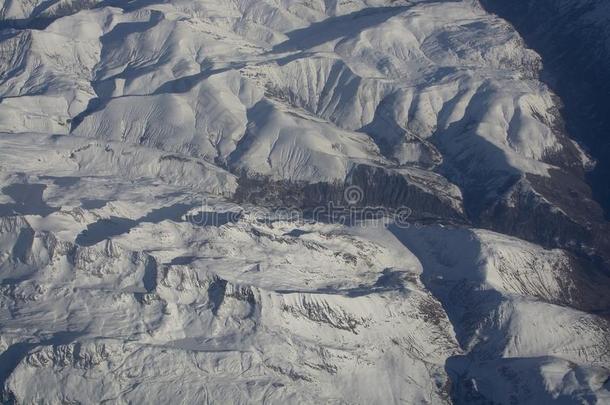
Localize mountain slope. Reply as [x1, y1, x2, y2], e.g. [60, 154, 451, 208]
[480, 0, 610, 220]
[0, 0, 609, 403]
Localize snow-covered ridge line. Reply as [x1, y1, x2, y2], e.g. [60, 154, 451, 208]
[1, 0, 610, 403]
[1, 0, 606, 266]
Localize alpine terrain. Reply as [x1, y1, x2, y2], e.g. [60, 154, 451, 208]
[0, 0, 609, 403]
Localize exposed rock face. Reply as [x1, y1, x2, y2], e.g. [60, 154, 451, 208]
[235, 163, 465, 221]
[479, 172, 610, 267]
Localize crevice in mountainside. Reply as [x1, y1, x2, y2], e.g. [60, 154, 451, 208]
[271, 6, 410, 53]
[75, 202, 195, 247]
[390, 223, 610, 402]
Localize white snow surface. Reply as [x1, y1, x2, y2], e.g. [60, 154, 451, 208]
[0, 0, 608, 404]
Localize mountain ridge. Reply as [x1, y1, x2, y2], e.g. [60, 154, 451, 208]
[0, 1, 609, 403]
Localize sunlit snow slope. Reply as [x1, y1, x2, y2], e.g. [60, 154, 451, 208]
[0, 0, 609, 403]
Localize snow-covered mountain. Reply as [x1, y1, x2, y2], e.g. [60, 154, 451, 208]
[0, 0, 609, 403]
[480, 0, 610, 220]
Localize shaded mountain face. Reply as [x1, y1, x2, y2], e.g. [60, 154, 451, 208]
[480, 0, 610, 219]
[0, 0, 609, 403]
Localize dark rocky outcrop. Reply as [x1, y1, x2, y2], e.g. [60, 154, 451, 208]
[234, 163, 466, 222]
